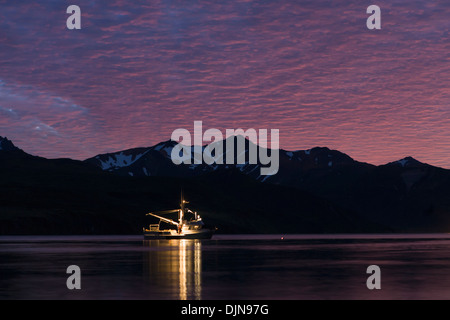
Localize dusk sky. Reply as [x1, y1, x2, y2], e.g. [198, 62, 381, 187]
[0, 0, 449, 167]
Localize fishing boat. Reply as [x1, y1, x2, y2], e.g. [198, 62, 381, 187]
[143, 192, 216, 239]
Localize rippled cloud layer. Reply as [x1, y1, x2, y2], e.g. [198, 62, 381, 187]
[0, 0, 449, 167]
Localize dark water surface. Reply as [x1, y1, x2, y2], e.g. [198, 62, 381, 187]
[1, 234, 450, 300]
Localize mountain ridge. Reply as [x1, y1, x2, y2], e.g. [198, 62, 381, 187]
[1, 135, 432, 171]
[83, 136, 432, 180]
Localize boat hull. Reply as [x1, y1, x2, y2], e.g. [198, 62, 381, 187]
[143, 228, 215, 240]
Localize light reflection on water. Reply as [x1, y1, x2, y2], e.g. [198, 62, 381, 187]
[2, 234, 450, 299]
[143, 239, 202, 300]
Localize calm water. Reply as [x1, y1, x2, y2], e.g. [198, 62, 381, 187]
[2, 234, 450, 300]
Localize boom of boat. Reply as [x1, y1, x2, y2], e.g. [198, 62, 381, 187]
[146, 210, 181, 227]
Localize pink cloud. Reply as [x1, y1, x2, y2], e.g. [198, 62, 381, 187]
[0, 0, 449, 167]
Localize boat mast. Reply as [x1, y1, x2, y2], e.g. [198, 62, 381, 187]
[179, 189, 184, 225]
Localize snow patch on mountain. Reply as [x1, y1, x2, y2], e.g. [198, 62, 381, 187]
[390, 157, 424, 168]
[99, 151, 148, 170]
[162, 145, 173, 157]
[236, 163, 251, 172]
[153, 144, 164, 151]
[189, 164, 200, 170]
[258, 174, 272, 182]
[397, 158, 409, 167]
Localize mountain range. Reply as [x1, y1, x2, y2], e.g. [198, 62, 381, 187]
[1, 135, 450, 234]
